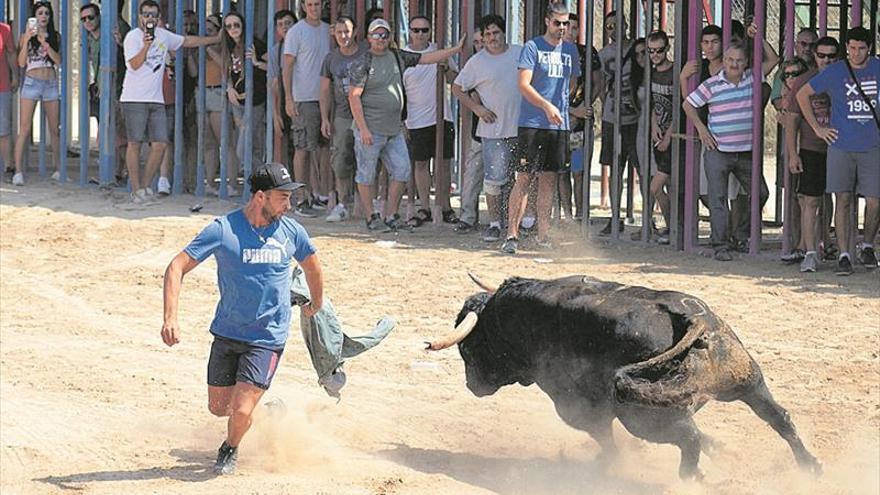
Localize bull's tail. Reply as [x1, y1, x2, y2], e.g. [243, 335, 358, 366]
[612, 311, 711, 412]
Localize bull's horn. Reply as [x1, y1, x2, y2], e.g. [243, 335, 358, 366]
[425, 312, 479, 351]
[467, 272, 497, 294]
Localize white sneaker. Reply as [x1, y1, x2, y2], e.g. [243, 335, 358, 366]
[326, 203, 348, 222]
[145, 186, 156, 197]
[12, 172, 24, 186]
[51, 171, 61, 181]
[204, 184, 219, 196]
[131, 188, 148, 204]
[225, 185, 239, 197]
[157, 176, 171, 196]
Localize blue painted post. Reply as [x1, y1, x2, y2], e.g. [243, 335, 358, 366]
[265, 0, 274, 162]
[218, 0, 230, 200]
[749, 0, 765, 255]
[58, 0, 69, 181]
[0, 0, 5, 22]
[195, 0, 206, 196]
[173, 0, 184, 194]
[242, 0, 254, 203]
[79, 1, 91, 186]
[98, 0, 115, 184]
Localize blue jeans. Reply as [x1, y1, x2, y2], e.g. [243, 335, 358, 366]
[354, 131, 411, 185]
[704, 149, 769, 249]
[20, 76, 59, 102]
[481, 138, 517, 191]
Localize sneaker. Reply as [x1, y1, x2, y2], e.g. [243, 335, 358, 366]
[800, 252, 818, 273]
[225, 185, 239, 197]
[714, 249, 733, 261]
[441, 208, 459, 224]
[311, 196, 328, 210]
[600, 219, 624, 236]
[213, 441, 238, 475]
[204, 184, 219, 197]
[157, 176, 171, 196]
[12, 172, 24, 186]
[145, 186, 156, 197]
[835, 255, 854, 276]
[50, 170, 61, 181]
[656, 235, 670, 245]
[781, 249, 805, 264]
[383, 213, 408, 232]
[822, 243, 839, 261]
[365, 212, 383, 231]
[534, 238, 554, 250]
[294, 200, 318, 218]
[500, 237, 518, 254]
[455, 221, 475, 234]
[325, 203, 348, 222]
[482, 225, 502, 242]
[130, 189, 148, 204]
[4, 167, 14, 183]
[858, 246, 878, 270]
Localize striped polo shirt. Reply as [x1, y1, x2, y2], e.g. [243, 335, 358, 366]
[686, 68, 760, 152]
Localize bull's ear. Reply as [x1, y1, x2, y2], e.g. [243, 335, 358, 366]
[467, 272, 497, 294]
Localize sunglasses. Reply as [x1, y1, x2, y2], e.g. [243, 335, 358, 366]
[552, 20, 570, 27]
[141, 11, 160, 18]
[81, 14, 96, 22]
[369, 31, 389, 40]
[605, 24, 615, 30]
[411, 27, 429, 33]
[815, 52, 837, 59]
[647, 46, 667, 54]
[225, 22, 241, 29]
[782, 70, 804, 80]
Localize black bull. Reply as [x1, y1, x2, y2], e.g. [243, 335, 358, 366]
[429, 275, 821, 479]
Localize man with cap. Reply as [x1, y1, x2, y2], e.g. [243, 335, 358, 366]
[161, 162, 323, 475]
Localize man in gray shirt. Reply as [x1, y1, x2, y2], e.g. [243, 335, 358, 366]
[348, 19, 464, 231]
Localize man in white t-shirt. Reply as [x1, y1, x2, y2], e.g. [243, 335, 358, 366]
[120, 0, 220, 203]
[402, 15, 460, 227]
[283, 0, 331, 217]
[453, 15, 522, 242]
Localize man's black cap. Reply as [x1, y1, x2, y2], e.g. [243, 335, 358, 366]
[248, 162, 304, 193]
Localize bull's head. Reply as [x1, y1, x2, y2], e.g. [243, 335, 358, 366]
[427, 275, 530, 397]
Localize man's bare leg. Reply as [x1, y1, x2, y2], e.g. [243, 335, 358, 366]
[536, 172, 556, 240]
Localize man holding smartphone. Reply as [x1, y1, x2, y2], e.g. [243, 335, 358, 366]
[120, 0, 220, 204]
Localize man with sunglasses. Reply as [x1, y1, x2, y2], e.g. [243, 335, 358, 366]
[501, 1, 581, 253]
[348, 18, 464, 232]
[120, 0, 221, 204]
[796, 27, 880, 274]
[783, 37, 838, 272]
[597, 10, 639, 234]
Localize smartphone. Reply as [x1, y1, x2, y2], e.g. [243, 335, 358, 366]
[145, 22, 155, 38]
[27, 17, 37, 33]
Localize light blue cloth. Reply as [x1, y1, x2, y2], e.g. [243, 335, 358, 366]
[290, 268, 395, 398]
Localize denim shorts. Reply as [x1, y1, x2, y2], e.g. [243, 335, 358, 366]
[0, 92, 11, 137]
[207, 335, 284, 390]
[20, 76, 60, 102]
[354, 130, 411, 185]
[481, 137, 517, 187]
[123, 102, 169, 143]
[205, 86, 224, 113]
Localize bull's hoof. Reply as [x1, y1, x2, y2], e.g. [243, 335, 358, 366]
[799, 456, 823, 477]
[678, 466, 705, 481]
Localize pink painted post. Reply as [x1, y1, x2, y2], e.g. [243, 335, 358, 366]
[781, 0, 795, 255]
[784, 0, 795, 58]
[684, 0, 702, 251]
[819, 0, 827, 36]
[851, 0, 862, 25]
[722, 0, 731, 47]
[749, 2, 765, 255]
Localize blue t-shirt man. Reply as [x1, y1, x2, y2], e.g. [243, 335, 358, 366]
[517, 36, 581, 130]
[185, 209, 316, 349]
[807, 56, 880, 152]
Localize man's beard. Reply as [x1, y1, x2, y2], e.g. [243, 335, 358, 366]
[262, 204, 281, 224]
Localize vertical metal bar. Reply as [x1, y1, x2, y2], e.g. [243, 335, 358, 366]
[640, 0, 653, 243]
[196, 0, 206, 196]
[99, 0, 115, 185]
[722, 0, 731, 48]
[219, 0, 230, 200]
[580, 0, 595, 239]
[684, 0, 701, 252]
[433, 0, 446, 202]
[58, 0, 69, 180]
[173, 0, 184, 194]
[79, 0, 91, 186]
[851, 0, 862, 26]
[749, 0, 764, 255]
[781, 0, 795, 255]
[659, 0, 667, 31]
[611, 3, 622, 240]
[669, 0, 684, 250]
[784, 0, 795, 58]
[242, 0, 254, 203]
[266, 0, 275, 161]
[459, 0, 472, 210]
[818, 0, 826, 36]
[357, 0, 365, 38]
[0, 0, 5, 22]
[840, 1, 848, 36]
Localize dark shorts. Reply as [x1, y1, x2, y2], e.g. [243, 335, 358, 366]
[655, 147, 672, 175]
[123, 102, 168, 143]
[599, 121, 638, 166]
[207, 335, 284, 390]
[408, 122, 455, 162]
[797, 148, 827, 198]
[516, 127, 569, 173]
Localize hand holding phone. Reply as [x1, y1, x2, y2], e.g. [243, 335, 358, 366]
[145, 22, 156, 40]
[27, 17, 37, 35]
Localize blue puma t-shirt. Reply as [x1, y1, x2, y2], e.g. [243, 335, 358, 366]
[184, 209, 317, 349]
[517, 36, 581, 131]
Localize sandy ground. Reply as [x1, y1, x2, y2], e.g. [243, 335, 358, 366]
[1, 180, 878, 495]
